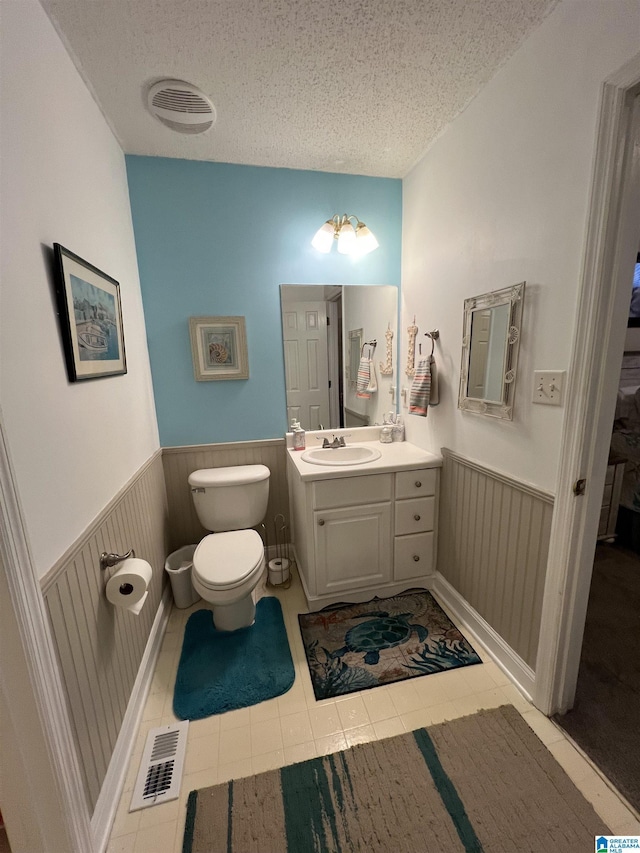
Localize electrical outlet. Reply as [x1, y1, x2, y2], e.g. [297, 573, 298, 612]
[532, 370, 565, 406]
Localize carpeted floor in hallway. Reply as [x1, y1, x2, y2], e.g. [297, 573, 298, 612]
[555, 541, 640, 811]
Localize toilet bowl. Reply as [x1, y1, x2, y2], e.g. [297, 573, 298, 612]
[188, 464, 270, 631]
[191, 529, 265, 631]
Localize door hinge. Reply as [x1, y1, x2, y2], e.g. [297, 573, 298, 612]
[573, 478, 586, 496]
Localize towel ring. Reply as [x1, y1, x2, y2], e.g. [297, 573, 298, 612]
[361, 339, 377, 357]
[424, 329, 439, 356]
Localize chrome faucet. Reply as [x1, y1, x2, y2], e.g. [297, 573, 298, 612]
[322, 435, 347, 448]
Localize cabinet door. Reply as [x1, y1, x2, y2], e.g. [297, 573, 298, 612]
[315, 503, 392, 595]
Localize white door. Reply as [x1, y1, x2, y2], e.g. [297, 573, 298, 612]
[282, 301, 330, 430]
[467, 309, 491, 397]
[536, 86, 640, 715]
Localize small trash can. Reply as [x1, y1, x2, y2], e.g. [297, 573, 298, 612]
[164, 545, 201, 609]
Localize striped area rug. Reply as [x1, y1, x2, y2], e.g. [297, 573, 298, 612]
[182, 705, 609, 852]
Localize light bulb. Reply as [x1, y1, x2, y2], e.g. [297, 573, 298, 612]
[337, 221, 356, 254]
[311, 220, 335, 253]
[353, 223, 379, 255]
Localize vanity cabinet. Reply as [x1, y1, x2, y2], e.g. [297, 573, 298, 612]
[288, 460, 439, 609]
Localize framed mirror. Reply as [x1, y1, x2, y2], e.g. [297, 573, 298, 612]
[458, 282, 525, 420]
[280, 285, 398, 430]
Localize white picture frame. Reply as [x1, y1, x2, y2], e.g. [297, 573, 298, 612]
[189, 316, 249, 381]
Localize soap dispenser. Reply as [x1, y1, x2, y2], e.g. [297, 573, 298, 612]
[392, 414, 405, 442]
[380, 414, 393, 444]
[291, 419, 306, 451]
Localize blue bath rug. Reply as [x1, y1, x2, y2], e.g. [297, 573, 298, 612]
[173, 597, 295, 720]
[298, 590, 482, 700]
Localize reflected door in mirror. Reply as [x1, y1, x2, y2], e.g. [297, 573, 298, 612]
[281, 284, 398, 431]
[467, 303, 509, 402]
[282, 301, 330, 430]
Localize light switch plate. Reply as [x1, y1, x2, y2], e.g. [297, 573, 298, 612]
[533, 370, 565, 406]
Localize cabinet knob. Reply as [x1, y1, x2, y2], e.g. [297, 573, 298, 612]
[414, 514, 421, 521]
[318, 519, 325, 526]
[413, 554, 420, 562]
[415, 481, 422, 488]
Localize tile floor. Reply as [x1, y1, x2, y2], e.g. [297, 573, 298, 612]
[107, 570, 640, 852]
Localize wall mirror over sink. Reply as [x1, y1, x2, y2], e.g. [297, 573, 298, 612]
[458, 282, 525, 420]
[280, 285, 398, 431]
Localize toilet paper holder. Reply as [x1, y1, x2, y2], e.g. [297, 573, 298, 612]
[100, 548, 135, 570]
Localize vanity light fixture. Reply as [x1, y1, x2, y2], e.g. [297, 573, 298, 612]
[311, 214, 379, 256]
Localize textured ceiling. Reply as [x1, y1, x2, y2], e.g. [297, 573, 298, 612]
[41, 0, 557, 178]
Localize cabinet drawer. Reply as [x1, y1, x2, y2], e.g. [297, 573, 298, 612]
[395, 468, 437, 500]
[314, 473, 392, 509]
[394, 532, 434, 580]
[395, 496, 435, 536]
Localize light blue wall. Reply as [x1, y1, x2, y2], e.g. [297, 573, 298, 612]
[126, 157, 402, 446]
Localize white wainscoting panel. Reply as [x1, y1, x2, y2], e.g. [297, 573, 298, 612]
[41, 451, 169, 814]
[438, 448, 554, 670]
[162, 439, 290, 551]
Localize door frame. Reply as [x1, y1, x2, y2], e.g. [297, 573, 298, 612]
[327, 293, 342, 427]
[535, 55, 640, 716]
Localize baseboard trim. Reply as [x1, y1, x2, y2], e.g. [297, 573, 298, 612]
[91, 586, 172, 853]
[431, 572, 535, 701]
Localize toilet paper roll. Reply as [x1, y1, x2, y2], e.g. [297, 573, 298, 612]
[106, 558, 153, 614]
[268, 557, 290, 585]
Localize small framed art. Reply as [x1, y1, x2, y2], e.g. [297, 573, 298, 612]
[53, 244, 127, 381]
[189, 316, 249, 381]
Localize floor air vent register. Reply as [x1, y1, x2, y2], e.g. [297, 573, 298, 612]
[130, 721, 189, 811]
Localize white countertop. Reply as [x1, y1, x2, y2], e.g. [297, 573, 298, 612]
[286, 432, 442, 482]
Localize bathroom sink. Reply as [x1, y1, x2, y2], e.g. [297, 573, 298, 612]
[300, 445, 382, 466]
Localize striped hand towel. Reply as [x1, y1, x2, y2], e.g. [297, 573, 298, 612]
[409, 357, 431, 416]
[428, 355, 439, 406]
[356, 357, 372, 399]
[367, 359, 378, 394]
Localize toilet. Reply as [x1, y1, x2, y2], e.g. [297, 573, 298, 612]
[188, 464, 270, 631]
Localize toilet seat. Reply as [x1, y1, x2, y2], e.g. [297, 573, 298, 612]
[193, 529, 264, 590]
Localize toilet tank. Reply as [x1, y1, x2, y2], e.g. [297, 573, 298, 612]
[188, 464, 270, 532]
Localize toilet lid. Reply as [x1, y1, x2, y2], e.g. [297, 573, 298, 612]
[193, 530, 264, 589]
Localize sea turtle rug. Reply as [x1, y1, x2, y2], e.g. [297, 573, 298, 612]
[298, 590, 481, 699]
[182, 705, 610, 853]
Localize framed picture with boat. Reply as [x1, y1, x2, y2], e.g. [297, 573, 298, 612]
[189, 316, 249, 381]
[53, 244, 127, 381]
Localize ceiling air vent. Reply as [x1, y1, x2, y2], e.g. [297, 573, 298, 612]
[147, 80, 216, 134]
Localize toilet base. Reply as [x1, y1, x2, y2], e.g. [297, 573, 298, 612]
[211, 594, 256, 631]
